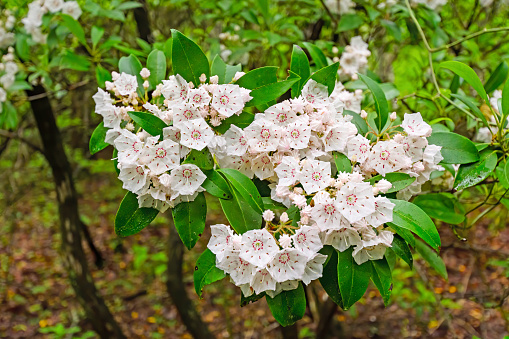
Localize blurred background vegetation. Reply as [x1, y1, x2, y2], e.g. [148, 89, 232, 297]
[0, 0, 508, 338]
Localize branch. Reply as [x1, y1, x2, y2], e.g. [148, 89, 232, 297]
[430, 27, 509, 53]
[0, 129, 44, 154]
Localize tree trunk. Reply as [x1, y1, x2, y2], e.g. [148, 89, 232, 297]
[166, 223, 214, 339]
[28, 84, 125, 338]
[133, 0, 153, 43]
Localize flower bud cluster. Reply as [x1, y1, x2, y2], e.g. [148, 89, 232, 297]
[338, 36, 371, 80]
[0, 47, 18, 103]
[0, 10, 15, 49]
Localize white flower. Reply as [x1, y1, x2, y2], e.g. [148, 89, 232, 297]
[114, 130, 144, 164]
[141, 139, 180, 175]
[347, 135, 371, 163]
[0, 88, 6, 102]
[169, 164, 206, 197]
[266, 248, 308, 282]
[310, 191, 344, 231]
[118, 163, 148, 194]
[324, 227, 362, 252]
[284, 115, 311, 150]
[301, 253, 327, 285]
[224, 125, 249, 156]
[322, 121, 357, 152]
[375, 179, 392, 193]
[172, 102, 201, 127]
[179, 118, 214, 150]
[364, 197, 395, 227]
[274, 157, 301, 186]
[352, 230, 393, 265]
[263, 210, 275, 222]
[278, 234, 292, 248]
[301, 79, 329, 107]
[422, 144, 443, 165]
[250, 269, 277, 294]
[161, 75, 189, 106]
[299, 160, 331, 194]
[239, 229, 279, 268]
[400, 135, 428, 162]
[280, 212, 289, 223]
[401, 113, 432, 137]
[188, 87, 211, 107]
[325, 0, 355, 14]
[266, 280, 299, 298]
[217, 250, 256, 286]
[365, 140, 411, 176]
[291, 225, 323, 258]
[207, 224, 236, 262]
[251, 153, 275, 180]
[44, 0, 64, 12]
[114, 73, 138, 96]
[62, 1, 82, 19]
[265, 102, 297, 125]
[245, 118, 282, 152]
[336, 182, 376, 223]
[211, 84, 247, 117]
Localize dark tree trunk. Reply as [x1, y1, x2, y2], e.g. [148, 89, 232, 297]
[133, 0, 153, 43]
[28, 84, 125, 338]
[280, 324, 299, 339]
[166, 224, 214, 339]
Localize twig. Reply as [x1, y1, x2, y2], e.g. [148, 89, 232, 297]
[431, 27, 509, 53]
[319, 0, 338, 30]
[0, 129, 44, 154]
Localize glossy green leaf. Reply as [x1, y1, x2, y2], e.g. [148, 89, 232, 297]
[440, 61, 489, 104]
[454, 151, 498, 190]
[194, 249, 226, 297]
[319, 248, 343, 307]
[358, 73, 389, 132]
[413, 193, 465, 224]
[310, 62, 339, 95]
[171, 29, 210, 86]
[266, 283, 306, 327]
[262, 197, 286, 210]
[182, 148, 214, 170]
[219, 168, 264, 214]
[370, 258, 392, 306]
[391, 234, 413, 268]
[202, 170, 232, 199]
[495, 160, 509, 189]
[128, 111, 168, 137]
[337, 14, 363, 32]
[290, 45, 311, 98]
[95, 65, 112, 87]
[427, 132, 480, 164]
[225, 64, 242, 83]
[302, 42, 327, 69]
[388, 199, 441, 251]
[414, 240, 448, 279]
[89, 122, 109, 155]
[344, 110, 369, 135]
[118, 54, 144, 94]
[115, 192, 159, 237]
[219, 181, 262, 234]
[212, 111, 255, 134]
[337, 248, 372, 310]
[91, 26, 104, 49]
[235, 66, 278, 89]
[211, 54, 227, 84]
[451, 93, 490, 129]
[240, 291, 265, 307]
[484, 61, 508, 93]
[502, 78, 509, 121]
[368, 173, 416, 193]
[245, 78, 300, 107]
[333, 152, 352, 173]
[172, 192, 207, 250]
[60, 50, 91, 71]
[147, 49, 167, 90]
[60, 14, 86, 45]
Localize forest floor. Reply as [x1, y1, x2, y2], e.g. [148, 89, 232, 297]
[1, 164, 508, 339]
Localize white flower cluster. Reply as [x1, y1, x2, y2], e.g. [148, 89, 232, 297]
[411, 0, 447, 10]
[325, 0, 356, 15]
[23, 0, 82, 44]
[0, 47, 18, 103]
[474, 89, 509, 144]
[207, 224, 326, 298]
[337, 36, 371, 80]
[93, 69, 252, 211]
[0, 10, 15, 49]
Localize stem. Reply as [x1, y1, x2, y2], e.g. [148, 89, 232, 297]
[430, 27, 509, 53]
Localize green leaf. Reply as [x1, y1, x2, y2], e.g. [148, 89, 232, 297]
[337, 248, 372, 310]
[310, 63, 339, 95]
[370, 258, 392, 306]
[319, 248, 343, 307]
[128, 111, 168, 137]
[484, 61, 508, 93]
[391, 234, 413, 268]
[333, 152, 352, 173]
[427, 132, 480, 164]
[266, 283, 306, 327]
[95, 65, 112, 87]
[211, 54, 227, 84]
[344, 110, 369, 135]
[495, 160, 509, 189]
[290, 45, 310, 98]
[172, 192, 207, 250]
[219, 168, 264, 214]
[60, 50, 91, 71]
[262, 197, 286, 210]
[414, 240, 448, 279]
[212, 111, 255, 134]
[368, 173, 416, 193]
[440, 61, 489, 104]
[358, 73, 389, 132]
[451, 93, 490, 129]
[337, 14, 363, 32]
[91, 26, 104, 49]
[202, 170, 232, 199]
[15, 34, 30, 61]
[115, 1, 143, 10]
[302, 42, 327, 69]
[413, 193, 465, 224]
[454, 150, 498, 190]
[240, 291, 265, 307]
[246, 78, 300, 107]
[219, 182, 262, 234]
[171, 29, 210, 86]
[60, 14, 87, 45]
[388, 199, 441, 251]
[235, 66, 278, 89]
[182, 148, 214, 170]
[194, 249, 226, 297]
[225, 64, 242, 83]
[147, 49, 167, 90]
[115, 192, 159, 237]
[89, 122, 109, 155]
[119, 54, 144, 94]
[502, 78, 509, 122]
